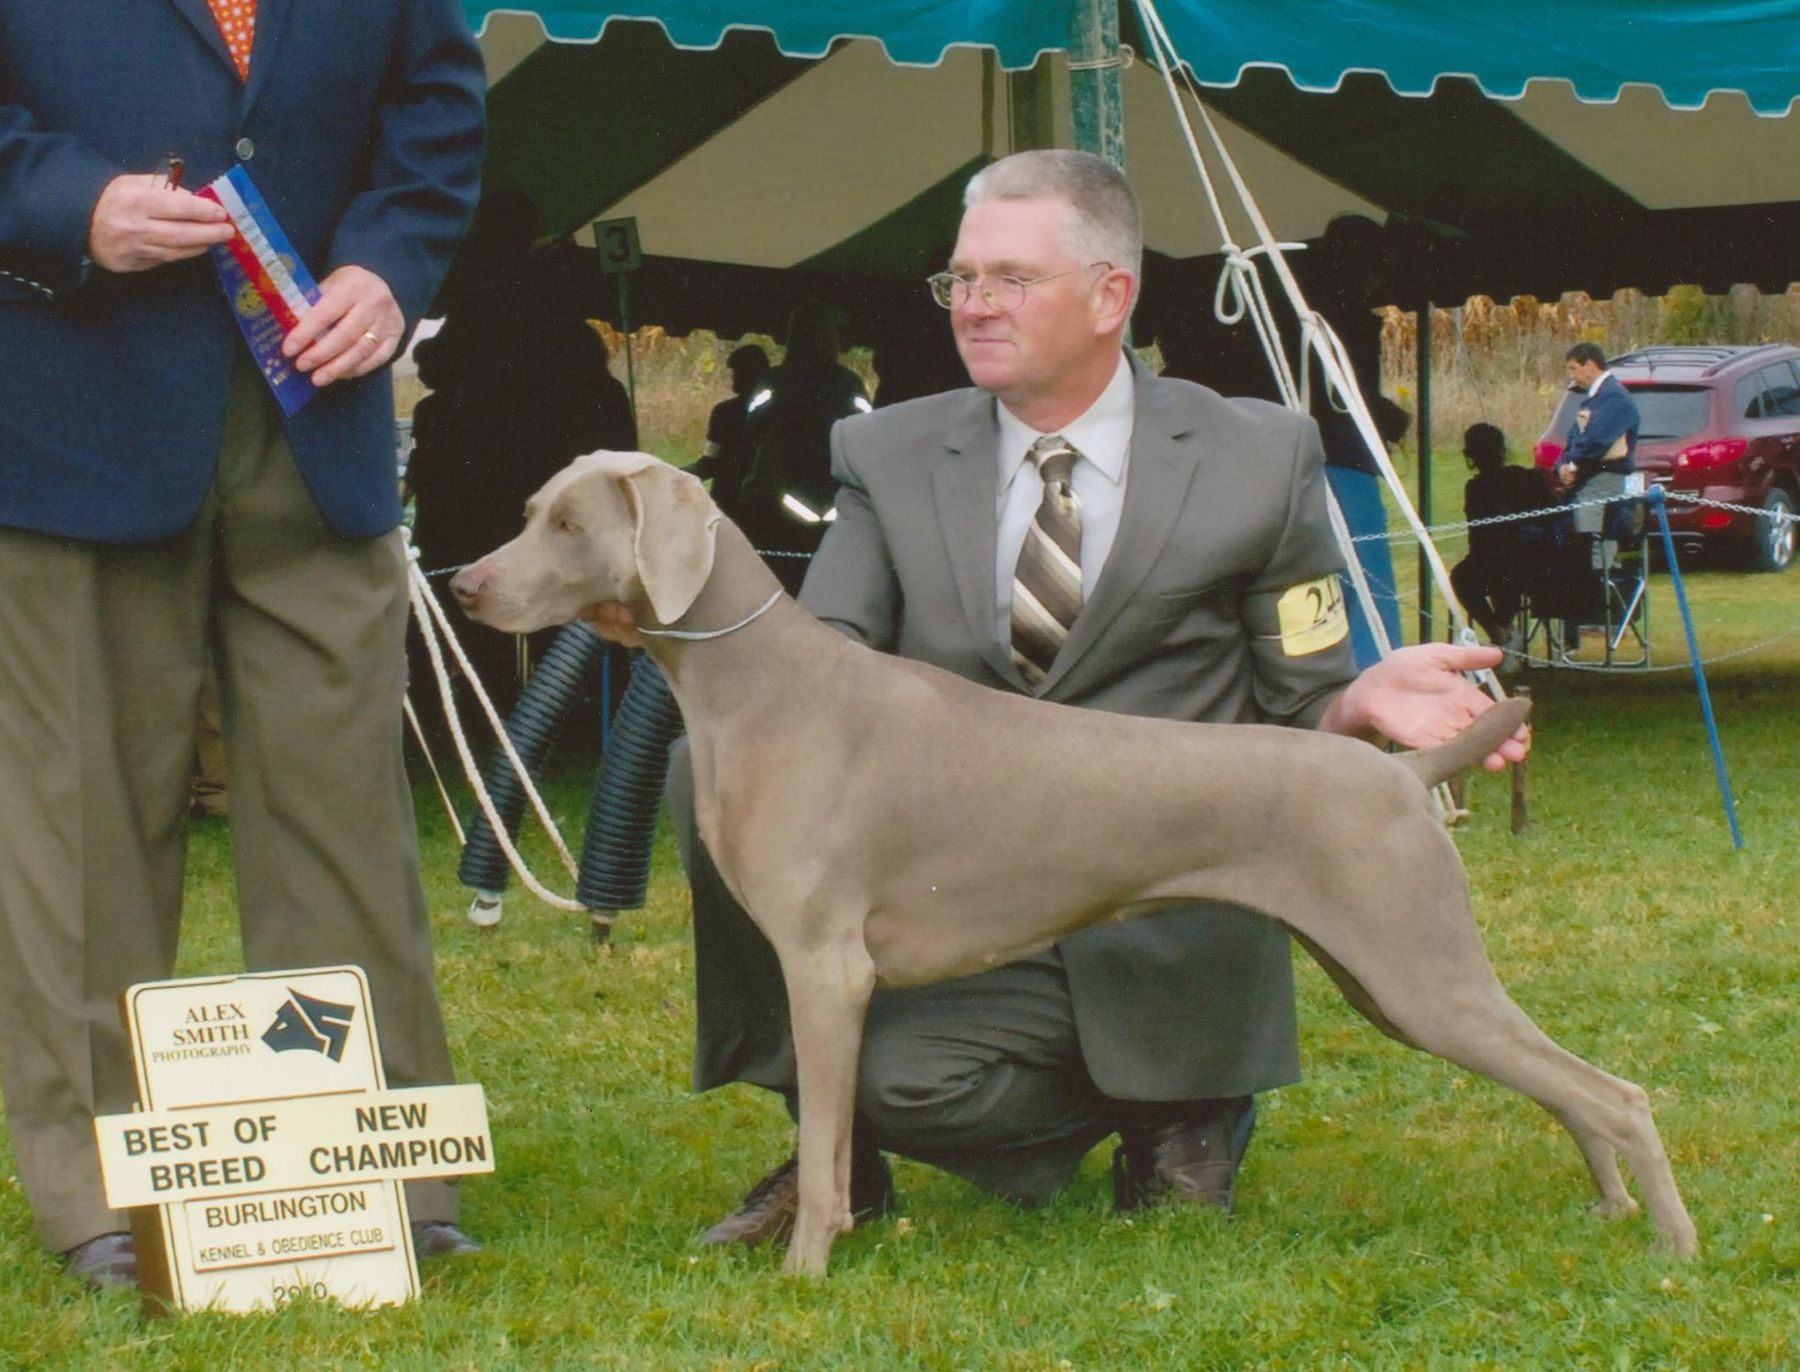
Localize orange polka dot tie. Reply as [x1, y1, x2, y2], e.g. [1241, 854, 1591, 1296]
[205, 0, 257, 81]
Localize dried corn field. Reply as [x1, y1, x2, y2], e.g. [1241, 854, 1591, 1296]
[1379, 284, 1800, 457]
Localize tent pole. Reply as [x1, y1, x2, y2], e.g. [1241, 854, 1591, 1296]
[1069, 0, 1125, 168]
[1009, 64, 1055, 153]
[1415, 292, 1433, 643]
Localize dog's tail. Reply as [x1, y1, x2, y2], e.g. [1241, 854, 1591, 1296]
[1395, 695, 1532, 789]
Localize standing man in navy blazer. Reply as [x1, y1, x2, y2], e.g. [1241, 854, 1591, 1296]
[1556, 340, 1640, 566]
[0, 0, 485, 1286]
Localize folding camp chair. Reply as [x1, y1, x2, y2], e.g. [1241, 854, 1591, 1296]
[1517, 483, 1650, 668]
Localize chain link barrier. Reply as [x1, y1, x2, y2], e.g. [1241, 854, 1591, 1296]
[1348, 488, 1797, 545]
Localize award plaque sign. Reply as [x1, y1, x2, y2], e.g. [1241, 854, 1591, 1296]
[94, 966, 492, 1313]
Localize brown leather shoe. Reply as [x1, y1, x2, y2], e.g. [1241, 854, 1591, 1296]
[699, 1147, 895, 1248]
[1112, 1096, 1256, 1215]
[63, 1231, 137, 1290]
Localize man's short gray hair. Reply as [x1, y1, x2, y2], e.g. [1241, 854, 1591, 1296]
[963, 150, 1143, 281]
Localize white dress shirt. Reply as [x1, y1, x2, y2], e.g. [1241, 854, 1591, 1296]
[993, 352, 1136, 647]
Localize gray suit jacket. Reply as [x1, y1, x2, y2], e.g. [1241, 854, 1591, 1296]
[689, 360, 1358, 1100]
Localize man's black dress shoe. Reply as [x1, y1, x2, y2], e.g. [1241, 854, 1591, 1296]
[64, 1231, 137, 1290]
[699, 1145, 895, 1248]
[411, 1220, 480, 1258]
[1112, 1096, 1257, 1215]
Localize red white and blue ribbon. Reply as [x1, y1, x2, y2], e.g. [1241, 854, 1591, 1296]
[196, 165, 321, 417]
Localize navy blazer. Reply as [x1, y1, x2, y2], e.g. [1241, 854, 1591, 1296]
[1561, 373, 1640, 480]
[0, 0, 484, 543]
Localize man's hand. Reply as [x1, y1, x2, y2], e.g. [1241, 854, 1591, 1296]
[282, 265, 404, 387]
[1319, 642, 1530, 772]
[88, 174, 234, 273]
[1558, 462, 1578, 488]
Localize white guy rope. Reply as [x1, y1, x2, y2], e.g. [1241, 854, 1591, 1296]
[403, 693, 465, 844]
[1131, 0, 1485, 673]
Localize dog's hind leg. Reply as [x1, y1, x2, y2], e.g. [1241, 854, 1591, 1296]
[777, 930, 878, 1277]
[1405, 993, 1694, 1254]
[1301, 928, 1649, 1222]
[1315, 938, 1698, 1256]
[1281, 857, 1697, 1256]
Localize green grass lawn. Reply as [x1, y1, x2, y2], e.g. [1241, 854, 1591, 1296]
[4, 567, 1798, 1370]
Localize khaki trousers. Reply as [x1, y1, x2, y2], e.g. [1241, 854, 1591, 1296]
[0, 360, 456, 1252]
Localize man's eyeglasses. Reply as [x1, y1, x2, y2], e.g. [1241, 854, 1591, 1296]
[926, 263, 1111, 312]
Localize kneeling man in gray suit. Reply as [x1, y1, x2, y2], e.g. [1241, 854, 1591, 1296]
[671, 150, 1525, 1244]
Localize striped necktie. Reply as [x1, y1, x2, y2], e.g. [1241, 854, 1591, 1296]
[1009, 434, 1084, 685]
[206, 0, 258, 81]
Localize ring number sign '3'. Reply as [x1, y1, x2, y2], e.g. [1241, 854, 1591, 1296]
[94, 966, 493, 1313]
[594, 216, 642, 275]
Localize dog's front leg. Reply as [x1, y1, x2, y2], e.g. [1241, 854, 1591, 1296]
[778, 932, 877, 1277]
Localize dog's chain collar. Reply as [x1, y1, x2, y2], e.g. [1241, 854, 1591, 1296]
[636, 589, 783, 642]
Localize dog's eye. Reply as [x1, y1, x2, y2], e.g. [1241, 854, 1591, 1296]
[554, 515, 581, 535]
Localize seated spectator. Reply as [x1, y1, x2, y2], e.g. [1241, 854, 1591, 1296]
[1449, 422, 1558, 657]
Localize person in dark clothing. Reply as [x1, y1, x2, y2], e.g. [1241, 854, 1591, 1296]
[1555, 341, 1641, 583]
[687, 343, 771, 518]
[737, 301, 871, 591]
[1301, 215, 1407, 666]
[1449, 422, 1558, 653]
[407, 189, 637, 711]
[408, 189, 636, 574]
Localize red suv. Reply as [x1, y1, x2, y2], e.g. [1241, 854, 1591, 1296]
[1534, 344, 1800, 571]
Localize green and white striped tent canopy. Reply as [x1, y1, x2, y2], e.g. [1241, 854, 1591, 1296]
[471, 1, 1800, 110]
[462, 2, 1800, 333]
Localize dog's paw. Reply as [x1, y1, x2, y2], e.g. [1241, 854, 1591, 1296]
[1591, 1196, 1641, 1222]
[1652, 1223, 1701, 1259]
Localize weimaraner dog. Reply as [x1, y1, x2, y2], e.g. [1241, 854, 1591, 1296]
[450, 451, 1697, 1276]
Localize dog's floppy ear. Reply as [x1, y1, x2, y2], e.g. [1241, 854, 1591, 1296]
[618, 461, 721, 625]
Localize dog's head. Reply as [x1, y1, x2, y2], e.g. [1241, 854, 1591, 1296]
[451, 451, 721, 636]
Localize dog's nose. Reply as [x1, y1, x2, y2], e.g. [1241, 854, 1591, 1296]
[448, 565, 484, 607]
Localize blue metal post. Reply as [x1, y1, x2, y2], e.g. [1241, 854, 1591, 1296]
[1648, 487, 1743, 848]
